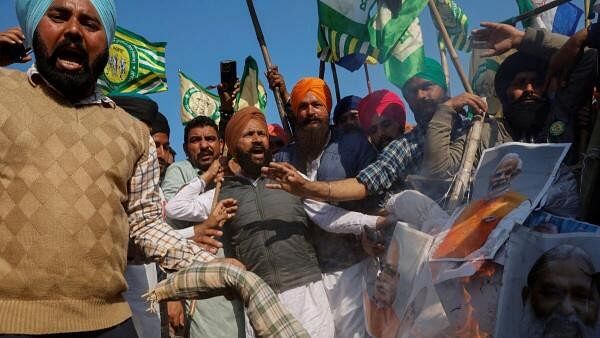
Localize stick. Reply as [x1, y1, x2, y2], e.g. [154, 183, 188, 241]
[330, 62, 341, 102]
[319, 60, 326, 79]
[364, 63, 373, 94]
[429, 0, 482, 210]
[585, 0, 592, 28]
[439, 41, 451, 96]
[245, 0, 293, 139]
[501, 0, 572, 26]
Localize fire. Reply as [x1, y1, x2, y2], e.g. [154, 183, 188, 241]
[452, 263, 499, 338]
[454, 279, 490, 338]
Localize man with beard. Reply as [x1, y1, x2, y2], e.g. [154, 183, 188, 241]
[520, 244, 600, 338]
[160, 115, 245, 338]
[166, 107, 342, 337]
[0, 1, 303, 336]
[472, 22, 597, 166]
[262, 59, 470, 205]
[273, 78, 378, 337]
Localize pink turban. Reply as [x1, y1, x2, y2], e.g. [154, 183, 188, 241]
[358, 90, 406, 132]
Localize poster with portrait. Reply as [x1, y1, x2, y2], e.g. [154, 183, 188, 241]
[364, 223, 448, 338]
[430, 142, 570, 267]
[495, 227, 600, 338]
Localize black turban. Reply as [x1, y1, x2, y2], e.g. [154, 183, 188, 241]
[494, 52, 548, 105]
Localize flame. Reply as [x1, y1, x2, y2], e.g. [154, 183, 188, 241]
[453, 263, 499, 338]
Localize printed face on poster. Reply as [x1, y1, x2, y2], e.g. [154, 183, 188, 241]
[496, 228, 600, 338]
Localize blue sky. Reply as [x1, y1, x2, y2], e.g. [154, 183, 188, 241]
[0, 1, 588, 160]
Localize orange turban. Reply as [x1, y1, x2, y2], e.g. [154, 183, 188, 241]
[225, 107, 267, 156]
[290, 77, 332, 114]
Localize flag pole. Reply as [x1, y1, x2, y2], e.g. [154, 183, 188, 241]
[319, 60, 326, 79]
[585, 0, 592, 27]
[439, 42, 451, 96]
[245, 0, 293, 139]
[364, 63, 373, 94]
[428, 0, 481, 210]
[501, 0, 572, 26]
[330, 62, 341, 102]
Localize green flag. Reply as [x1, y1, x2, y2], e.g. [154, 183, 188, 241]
[235, 56, 267, 113]
[317, 0, 378, 62]
[179, 71, 220, 125]
[98, 27, 167, 95]
[368, 0, 428, 62]
[384, 18, 425, 89]
[432, 0, 470, 52]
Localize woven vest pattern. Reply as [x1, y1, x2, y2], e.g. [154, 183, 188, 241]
[0, 68, 148, 334]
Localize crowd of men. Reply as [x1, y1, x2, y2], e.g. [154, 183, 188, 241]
[1, 0, 599, 337]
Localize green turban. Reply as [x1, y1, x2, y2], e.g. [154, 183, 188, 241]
[412, 57, 447, 90]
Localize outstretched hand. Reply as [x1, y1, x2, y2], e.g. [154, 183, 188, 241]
[471, 22, 524, 57]
[261, 162, 311, 198]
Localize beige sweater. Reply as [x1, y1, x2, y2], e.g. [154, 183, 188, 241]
[0, 68, 148, 334]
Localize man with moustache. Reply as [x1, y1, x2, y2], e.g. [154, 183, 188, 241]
[472, 22, 597, 165]
[160, 115, 245, 338]
[0, 1, 299, 336]
[166, 107, 341, 337]
[332, 95, 362, 135]
[273, 77, 378, 337]
[520, 244, 600, 338]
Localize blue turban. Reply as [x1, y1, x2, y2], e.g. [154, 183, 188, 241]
[16, 0, 116, 48]
[333, 95, 362, 124]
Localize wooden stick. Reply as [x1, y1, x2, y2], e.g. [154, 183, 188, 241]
[501, 0, 572, 26]
[364, 63, 373, 94]
[429, 0, 482, 210]
[245, 0, 293, 139]
[330, 62, 341, 102]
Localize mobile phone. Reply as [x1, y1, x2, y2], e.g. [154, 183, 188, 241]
[220, 60, 237, 92]
[7, 43, 27, 63]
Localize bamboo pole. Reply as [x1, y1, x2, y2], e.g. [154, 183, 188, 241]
[585, 0, 592, 28]
[429, 0, 481, 210]
[330, 62, 341, 102]
[501, 0, 572, 26]
[245, 0, 293, 139]
[439, 42, 451, 96]
[364, 63, 373, 94]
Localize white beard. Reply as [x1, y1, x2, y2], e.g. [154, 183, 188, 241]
[520, 300, 600, 338]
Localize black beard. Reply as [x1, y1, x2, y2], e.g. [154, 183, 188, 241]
[33, 30, 109, 101]
[295, 119, 329, 171]
[505, 93, 550, 140]
[236, 145, 273, 178]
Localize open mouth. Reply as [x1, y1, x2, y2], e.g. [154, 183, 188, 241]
[55, 47, 86, 72]
[198, 152, 213, 162]
[250, 147, 265, 160]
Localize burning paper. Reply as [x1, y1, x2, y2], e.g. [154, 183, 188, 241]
[495, 227, 600, 338]
[363, 223, 449, 338]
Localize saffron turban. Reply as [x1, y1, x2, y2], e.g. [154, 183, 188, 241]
[358, 90, 406, 132]
[290, 78, 332, 114]
[411, 57, 447, 90]
[225, 107, 267, 156]
[16, 0, 117, 47]
[333, 95, 361, 123]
